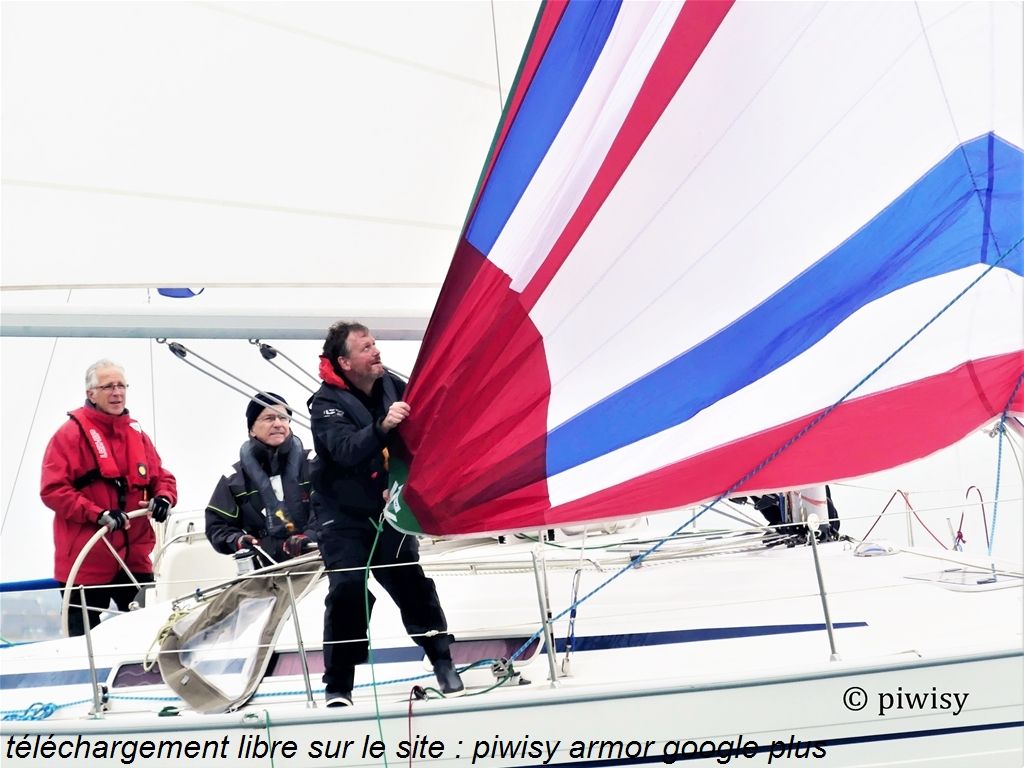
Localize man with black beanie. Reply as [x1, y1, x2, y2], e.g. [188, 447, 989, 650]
[205, 392, 318, 567]
[308, 321, 463, 707]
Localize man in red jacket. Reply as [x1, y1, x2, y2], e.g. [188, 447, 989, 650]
[41, 359, 177, 636]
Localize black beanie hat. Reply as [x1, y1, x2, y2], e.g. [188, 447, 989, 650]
[246, 392, 291, 431]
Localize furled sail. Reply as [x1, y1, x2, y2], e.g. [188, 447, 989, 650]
[390, 0, 1024, 536]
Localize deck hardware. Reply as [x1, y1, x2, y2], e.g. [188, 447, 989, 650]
[285, 573, 316, 708]
[81, 587, 107, 717]
[531, 548, 560, 687]
[806, 515, 840, 661]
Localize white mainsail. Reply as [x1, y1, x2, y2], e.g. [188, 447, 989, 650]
[0, 0, 539, 581]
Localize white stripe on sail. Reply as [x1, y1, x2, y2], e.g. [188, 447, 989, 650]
[486, 1, 682, 287]
[545, 264, 1023, 507]
[531, 1, 1021, 431]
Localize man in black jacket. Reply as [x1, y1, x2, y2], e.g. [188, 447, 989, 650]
[205, 392, 318, 567]
[308, 321, 463, 707]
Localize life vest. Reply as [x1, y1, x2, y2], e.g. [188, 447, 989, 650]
[68, 407, 150, 508]
[238, 435, 307, 537]
[316, 356, 398, 477]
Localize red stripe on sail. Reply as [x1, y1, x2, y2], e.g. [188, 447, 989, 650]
[520, 0, 735, 310]
[401, 244, 552, 535]
[542, 351, 1024, 529]
[409, 350, 1021, 535]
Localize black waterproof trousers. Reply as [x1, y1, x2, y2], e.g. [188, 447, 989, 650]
[59, 570, 154, 637]
[319, 512, 452, 693]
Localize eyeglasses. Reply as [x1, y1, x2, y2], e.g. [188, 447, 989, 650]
[257, 414, 291, 424]
[94, 383, 129, 392]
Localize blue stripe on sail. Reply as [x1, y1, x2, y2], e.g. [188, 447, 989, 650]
[548, 133, 1024, 476]
[978, 132, 995, 265]
[465, 0, 622, 256]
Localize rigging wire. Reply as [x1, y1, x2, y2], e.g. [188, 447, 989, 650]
[653, 237, 1024, 546]
[0, 337, 62, 537]
[988, 370, 1024, 558]
[147, 291, 158, 443]
[199, 2, 495, 91]
[916, 2, 1009, 264]
[249, 339, 409, 392]
[4, 179, 458, 235]
[0, 287, 72, 537]
[489, 0, 506, 111]
[859, 490, 949, 550]
[249, 340, 319, 393]
[158, 340, 312, 430]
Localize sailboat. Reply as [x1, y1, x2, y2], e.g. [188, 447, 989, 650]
[2, 1, 1022, 766]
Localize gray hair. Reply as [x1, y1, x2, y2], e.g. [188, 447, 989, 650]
[85, 359, 127, 389]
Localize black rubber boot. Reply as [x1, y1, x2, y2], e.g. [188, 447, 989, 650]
[433, 659, 465, 697]
[325, 689, 353, 707]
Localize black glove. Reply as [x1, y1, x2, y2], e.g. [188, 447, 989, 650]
[236, 534, 259, 551]
[149, 495, 172, 523]
[282, 534, 313, 558]
[97, 509, 128, 532]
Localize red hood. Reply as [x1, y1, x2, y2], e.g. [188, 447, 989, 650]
[76, 400, 135, 426]
[318, 355, 350, 389]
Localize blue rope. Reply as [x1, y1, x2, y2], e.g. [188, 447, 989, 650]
[989, 370, 1024, 558]
[507, 236, 1024, 665]
[2, 700, 83, 720]
[1, 690, 189, 720]
[109, 693, 181, 702]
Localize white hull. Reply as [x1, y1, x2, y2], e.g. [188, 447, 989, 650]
[2, 522, 1022, 767]
[3, 653, 1022, 767]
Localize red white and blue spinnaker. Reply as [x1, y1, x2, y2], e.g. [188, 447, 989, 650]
[392, 0, 1024, 536]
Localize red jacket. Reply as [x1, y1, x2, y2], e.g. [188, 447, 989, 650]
[40, 404, 177, 584]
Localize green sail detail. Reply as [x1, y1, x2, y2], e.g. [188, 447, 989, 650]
[383, 454, 422, 535]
